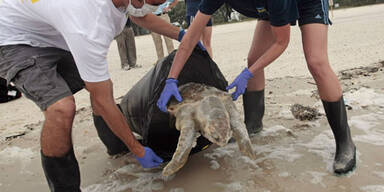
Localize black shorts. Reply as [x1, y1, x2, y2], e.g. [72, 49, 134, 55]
[186, 15, 213, 27]
[261, 0, 332, 26]
[297, 0, 332, 26]
[0, 45, 84, 110]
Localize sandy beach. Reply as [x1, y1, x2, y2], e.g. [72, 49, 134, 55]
[1, 4, 384, 192]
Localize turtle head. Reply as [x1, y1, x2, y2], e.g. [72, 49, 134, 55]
[200, 112, 232, 146]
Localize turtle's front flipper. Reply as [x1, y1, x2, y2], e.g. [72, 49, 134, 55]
[162, 107, 197, 176]
[224, 97, 256, 159]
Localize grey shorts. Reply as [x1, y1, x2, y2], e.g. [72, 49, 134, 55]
[0, 45, 84, 110]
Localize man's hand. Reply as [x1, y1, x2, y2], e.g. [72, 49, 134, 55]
[226, 68, 253, 101]
[178, 29, 206, 51]
[157, 78, 182, 113]
[136, 147, 164, 168]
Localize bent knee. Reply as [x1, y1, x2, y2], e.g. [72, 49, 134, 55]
[46, 96, 76, 119]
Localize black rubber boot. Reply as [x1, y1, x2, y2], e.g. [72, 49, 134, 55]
[41, 149, 81, 192]
[243, 89, 265, 134]
[322, 97, 356, 174]
[92, 113, 129, 156]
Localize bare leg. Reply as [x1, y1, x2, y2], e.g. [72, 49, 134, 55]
[301, 24, 356, 174]
[41, 95, 76, 157]
[201, 26, 213, 58]
[247, 20, 275, 91]
[224, 97, 256, 159]
[40, 96, 81, 191]
[300, 24, 341, 101]
[242, 20, 273, 134]
[162, 107, 197, 176]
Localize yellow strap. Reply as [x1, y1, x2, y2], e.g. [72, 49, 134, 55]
[202, 145, 209, 150]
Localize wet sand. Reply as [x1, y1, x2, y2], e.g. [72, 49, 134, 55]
[1, 4, 384, 192]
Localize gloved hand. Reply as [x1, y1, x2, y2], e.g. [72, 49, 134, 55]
[226, 68, 254, 101]
[136, 147, 164, 168]
[157, 78, 182, 113]
[178, 29, 206, 51]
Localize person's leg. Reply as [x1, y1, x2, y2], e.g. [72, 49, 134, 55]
[301, 23, 356, 174]
[41, 96, 76, 157]
[116, 28, 129, 69]
[126, 26, 138, 68]
[40, 96, 81, 192]
[151, 30, 165, 60]
[161, 14, 175, 54]
[0, 45, 84, 191]
[201, 26, 213, 57]
[242, 20, 275, 134]
[301, 24, 341, 100]
[247, 20, 274, 91]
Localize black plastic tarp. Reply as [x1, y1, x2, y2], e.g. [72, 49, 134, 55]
[119, 48, 228, 159]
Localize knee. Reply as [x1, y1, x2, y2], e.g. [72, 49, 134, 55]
[203, 38, 211, 47]
[46, 97, 76, 123]
[306, 56, 329, 79]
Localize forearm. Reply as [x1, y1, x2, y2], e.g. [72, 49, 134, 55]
[86, 80, 144, 157]
[130, 14, 179, 40]
[168, 38, 198, 79]
[248, 42, 288, 74]
[168, 11, 209, 79]
[249, 24, 290, 74]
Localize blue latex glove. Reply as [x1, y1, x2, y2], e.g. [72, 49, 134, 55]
[178, 29, 206, 51]
[226, 68, 254, 101]
[157, 78, 182, 113]
[136, 147, 164, 168]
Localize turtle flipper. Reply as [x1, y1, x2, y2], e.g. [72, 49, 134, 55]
[162, 107, 197, 176]
[224, 97, 256, 159]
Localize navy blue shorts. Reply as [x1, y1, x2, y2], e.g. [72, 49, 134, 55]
[297, 0, 332, 26]
[261, 0, 332, 26]
[186, 15, 213, 27]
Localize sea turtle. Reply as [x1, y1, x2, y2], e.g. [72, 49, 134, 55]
[162, 83, 256, 176]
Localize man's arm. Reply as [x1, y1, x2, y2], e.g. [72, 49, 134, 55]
[85, 80, 145, 157]
[168, 11, 211, 79]
[129, 13, 179, 40]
